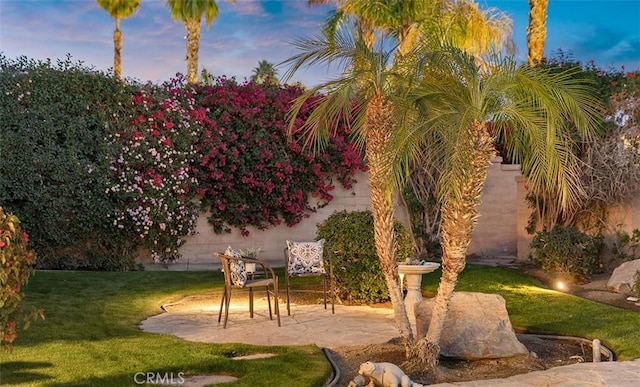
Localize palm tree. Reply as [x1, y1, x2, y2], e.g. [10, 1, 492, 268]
[527, 0, 549, 66]
[167, 0, 232, 84]
[284, 30, 423, 354]
[251, 60, 279, 85]
[285, 30, 602, 369]
[314, 0, 513, 60]
[408, 47, 601, 366]
[294, 0, 511, 357]
[96, 0, 140, 79]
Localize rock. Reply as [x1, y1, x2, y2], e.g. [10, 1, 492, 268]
[607, 259, 640, 295]
[415, 292, 529, 360]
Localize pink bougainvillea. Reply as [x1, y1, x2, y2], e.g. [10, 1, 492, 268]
[107, 75, 365, 262]
[106, 79, 207, 262]
[194, 77, 365, 235]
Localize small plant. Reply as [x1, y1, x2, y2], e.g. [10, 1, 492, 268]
[316, 210, 413, 303]
[613, 228, 640, 261]
[0, 207, 44, 350]
[530, 225, 605, 282]
[239, 247, 261, 258]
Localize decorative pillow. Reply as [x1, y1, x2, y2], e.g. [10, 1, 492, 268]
[286, 239, 326, 276]
[225, 246, 247, 287]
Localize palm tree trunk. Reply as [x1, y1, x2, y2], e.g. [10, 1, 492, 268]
[417, 120, 495, 368]
[114, 17, 122, 79]
[365, 94, 415, 351]
[527, 0, 548, 66]
[185, 19, 201, 84]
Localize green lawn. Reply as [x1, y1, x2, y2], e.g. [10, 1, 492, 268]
[1, 270, 329, 386]
[422, 265, 640, 361]
[3, 265, 640, 386]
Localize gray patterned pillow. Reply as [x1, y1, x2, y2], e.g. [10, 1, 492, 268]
[225, 246, 247, 287]
[286, 239, 326, 275]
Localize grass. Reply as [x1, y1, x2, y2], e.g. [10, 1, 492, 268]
[422, 265, 640, 361]
[3, 264, 640, 386]
[1, 270, 329, 386]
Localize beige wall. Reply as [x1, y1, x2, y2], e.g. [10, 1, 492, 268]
[174, 171, 374, 268]
[164, 157, 526, 269]
[467, 156, 523, 258]
[147, 158, 639, 269]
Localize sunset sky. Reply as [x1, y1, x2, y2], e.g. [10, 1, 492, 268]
[1, 0, 639, 86]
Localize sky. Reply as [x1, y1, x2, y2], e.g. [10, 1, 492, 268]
[1, 0, 639, 86]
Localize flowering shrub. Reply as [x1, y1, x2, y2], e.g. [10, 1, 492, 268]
[1, 54, 365, 267]
[194, 78, 365, 235]
[0, 54, 136, 270]
[0, 207, 43, 350]
[106, 77, 207, 262]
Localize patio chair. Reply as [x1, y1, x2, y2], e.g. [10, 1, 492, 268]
[215, 247, 280, 328]
[284, 239, 334, 315]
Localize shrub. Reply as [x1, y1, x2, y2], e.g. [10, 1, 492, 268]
[613, 228, 640, 261]
[0, 207, 43, 349]
[0, 54, 137, 270]
[530, 225, 604, 282]
[194, 78, 365, 236]
[105, 76, 206, 262]
[1, 55, 366, 268]
[316, 210, 413, 303]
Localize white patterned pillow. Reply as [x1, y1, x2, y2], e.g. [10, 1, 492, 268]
[225, 246, 247, 287]
[286, 239, 326, 275]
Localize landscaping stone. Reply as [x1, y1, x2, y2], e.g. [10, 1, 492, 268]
[607, 259, 640, 295]
[415, 292, 529, 360]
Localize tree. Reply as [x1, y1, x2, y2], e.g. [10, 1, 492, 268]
[412, 47, 601, 366]
[167, 0, 232, 84]
[96, 0, 140, 79]
[251, 60, 279, 85]
[291, 0, 513, 362]
[285, 30, 601, 371]
[527, 0, 548, 66]
[284, 30, 426, 356]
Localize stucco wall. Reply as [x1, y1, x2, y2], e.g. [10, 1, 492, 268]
[146, 157, 639, 269]
[171, 171, 374, 268]
[467, 156, 522, 258]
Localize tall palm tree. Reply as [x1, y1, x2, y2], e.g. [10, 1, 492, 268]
[251, 60, 279, 85]
[96, 0, 140, 79]
[293, 0, 512, 358]
[167, 0, 232, 84]
[284, 31, 424, 353]
[407, 47, 601, 366]
[527, 0, 549, 66]
[285, 29, 602, 368]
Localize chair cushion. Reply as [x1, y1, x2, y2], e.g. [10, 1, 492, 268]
[286, 239, 326, 275]
[225, 246, 247, 287]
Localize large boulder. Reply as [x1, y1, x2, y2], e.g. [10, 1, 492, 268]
[415, 292, 529, 360]
[607, 259, 640, 295]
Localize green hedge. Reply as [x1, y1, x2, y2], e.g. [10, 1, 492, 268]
[0, 55, 137, 270]
[530, 225, 604, 282]
[317, 210, 413, 303]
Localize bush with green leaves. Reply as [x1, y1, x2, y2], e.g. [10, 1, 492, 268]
[316, 210, 413, 303]
[613, 228, 640, 261]
[0, 54, 137, 270]
[0, 207, 43, 349]
[1, 55, 366, 269]
[530, 225, 605, 282]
